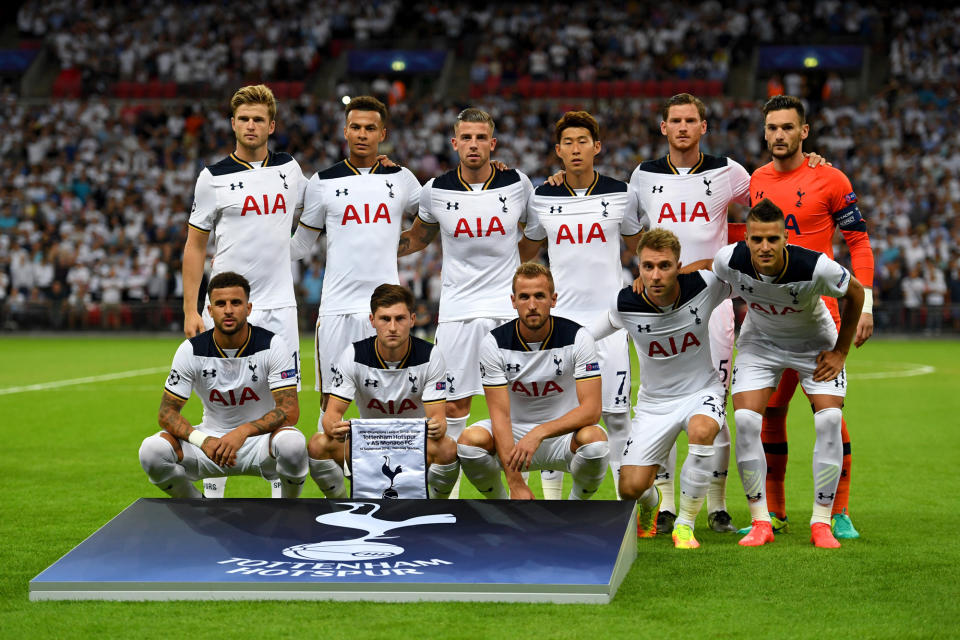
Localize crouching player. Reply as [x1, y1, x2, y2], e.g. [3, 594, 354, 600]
[458, 263, 609, 500]
[139, 272, 307, 497]
[592, 229, 731, 548]
[714, 199, 864, 548]
[307, 284, 460, 499]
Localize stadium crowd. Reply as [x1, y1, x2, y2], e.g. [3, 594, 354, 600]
[2, 5, 958, 333]
[17, 0, 402, 94]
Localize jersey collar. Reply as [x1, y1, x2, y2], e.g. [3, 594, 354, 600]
[562, 171, 599, 196]
[229, 150, 271, 170]
[514, 317, 555, 352]
[639, 288, 681, 313]
[344, 158, 382, 175]
[211, 325, 252, 358]
[373, 337, 412, 369]
[457, 164, 497, 191]
[665, 152, 704, 175]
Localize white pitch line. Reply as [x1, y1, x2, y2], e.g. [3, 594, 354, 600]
[849, 362, 936, 380]
[0, 366, 168, 395]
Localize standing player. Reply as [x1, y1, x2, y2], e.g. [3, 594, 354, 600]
[628, 93, 752, 533]
[182, 84, 306, 497]
[590, 229, 731, 548]
[457, 264, 610, 500]
[139, 272, 307, 498]
[750, 95, 874, 538]
[307, 284, 460, 499]
[291, 96, 421, 424]
[398, 108, 536, 496]
[714, 199, 864, 548]
[523, 111, 641, 495]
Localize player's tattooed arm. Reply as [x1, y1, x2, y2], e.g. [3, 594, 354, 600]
[215, 388, 299, 466]
[398, 218, 440, 257]
[158, 392, 192, 440]
[248, 388, 298, 435]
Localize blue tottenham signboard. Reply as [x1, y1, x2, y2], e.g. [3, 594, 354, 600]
[31, 498, 637, 603]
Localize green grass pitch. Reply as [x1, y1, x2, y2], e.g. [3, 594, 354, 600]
[1, 336, 959, 638]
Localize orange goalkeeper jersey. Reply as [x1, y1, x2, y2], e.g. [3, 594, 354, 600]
[751, 161, 873, 279]
[750, 161, 873, 324]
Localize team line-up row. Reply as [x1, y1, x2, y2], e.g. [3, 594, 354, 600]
[140, 85, 874, 550]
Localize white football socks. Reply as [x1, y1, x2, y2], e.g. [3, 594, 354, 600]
[457, 444, 508, 499]
[677, 443, 714, 529]
[540, 470, 563, 500]
[445, 416, 468, 498]
[707, 424, 731, 514]
[568, 441, 610, 500]
[603, 411, 630, 498]
[734, 408, 770, 522]
[138, 434, 201, 498]
[811, 407, 843, 525]
[427, 461, 461, 499]
[309, 457, 347, 498]
[654, 442, 678, 514]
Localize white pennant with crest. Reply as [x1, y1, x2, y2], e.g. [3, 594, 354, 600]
[349, 418, 428, 499]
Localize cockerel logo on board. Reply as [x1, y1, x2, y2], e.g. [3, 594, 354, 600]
[282, 502, 456, 561]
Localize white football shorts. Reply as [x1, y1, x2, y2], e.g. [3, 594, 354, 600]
[623, 387, 727, 467]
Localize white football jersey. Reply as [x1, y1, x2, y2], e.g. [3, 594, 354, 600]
[420, 166, 534, 321]
[524, 172, 641, 321]
[629, 153, 750, 263]
[713, 242, 851, 352]
[600, 271, 730, 401]
[164, 324, 299, 435]
[479, 316, 600, 432]
[190, 152, 306, 309]
[328, 335, 446, 418]
[295, 160, 421, 316]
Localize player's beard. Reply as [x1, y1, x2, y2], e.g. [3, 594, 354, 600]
[769, 137, 800, 160]
[217, 316, 247, 336]
[520, 312, 549, 333]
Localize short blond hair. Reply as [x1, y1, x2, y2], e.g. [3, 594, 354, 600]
[637, 228, 681, 261]
[231, 84, 277, 121]
[454, 107, 495, 135]
[512, 262, 554, 293]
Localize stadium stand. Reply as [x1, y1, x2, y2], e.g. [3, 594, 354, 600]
[1, 3, 957, 334]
